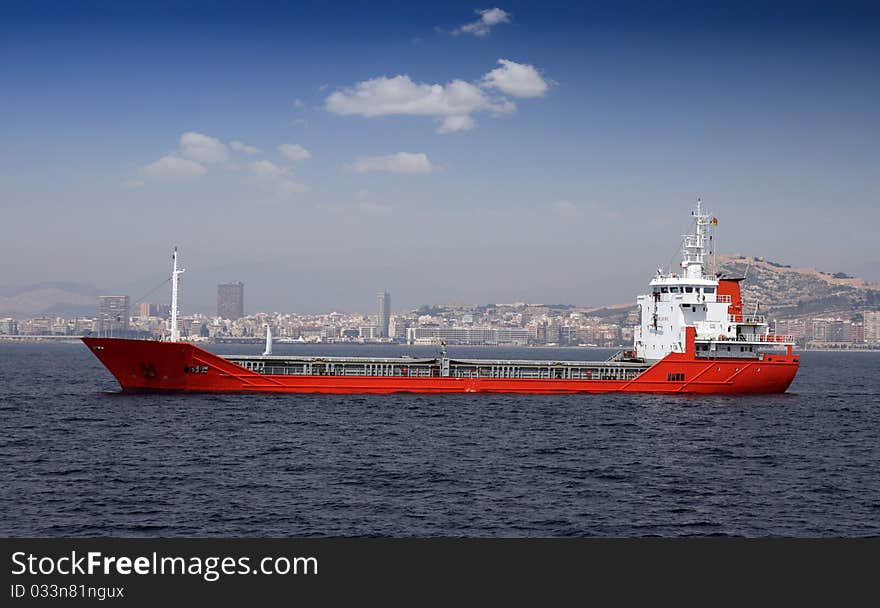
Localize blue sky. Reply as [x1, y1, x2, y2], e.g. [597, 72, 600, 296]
[1, 1, 878, 313]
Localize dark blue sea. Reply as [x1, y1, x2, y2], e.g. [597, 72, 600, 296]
[1, 342, 878, 537]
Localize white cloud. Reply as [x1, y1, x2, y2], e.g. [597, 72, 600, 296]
[482, 59, 549, 98]
[325, 59, 550, 133]
[326, 75, 509, 118]
[352, 152, 434, 175]
[454, 8, 511, 37]
[278, 143, 312, 162]
[249, 160, 307, 197]
[139, 155, 207, 180]
[230, 140, 261, 155]
[325, 71, 519, 133]
[179, 131, 229, 163]
[250, 159, 287, 180]
[134, 133, 313, 195]
[437, 115, 476, 133]
[293, 98, 305, 109]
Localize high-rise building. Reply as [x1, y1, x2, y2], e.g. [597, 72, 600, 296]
[98, 296, 130, 336]
[865, 310, 880, 344]
[377, 290, 391, 338]
[218, 282, 244, 320]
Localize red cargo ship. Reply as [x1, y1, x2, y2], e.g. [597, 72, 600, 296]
[84, 202, 799, 394]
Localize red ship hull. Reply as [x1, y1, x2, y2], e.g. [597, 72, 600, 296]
[82, 334, 799, 395]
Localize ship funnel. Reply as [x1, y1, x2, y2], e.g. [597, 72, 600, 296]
[263, 324, 273, 356]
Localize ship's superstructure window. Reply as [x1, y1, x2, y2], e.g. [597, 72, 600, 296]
[704, 287, 715, 293]
[667, 372, 685, 382]
[685, 287, 693, 293]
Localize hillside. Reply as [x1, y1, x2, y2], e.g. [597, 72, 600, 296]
[0, 283, 101, 318]
[716, 255, 880, 319]
[583, 255, 879, 324]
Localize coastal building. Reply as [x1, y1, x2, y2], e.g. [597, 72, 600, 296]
[0, 318, 18, 335]
[137, 302, 171, 318]
[360, 325, 379, 340]
[406, 326, 530, 346]
[389, 316, 409, 341]
[865, 310, 880, 345]
[218, 282, 245, 320]
[377, 290, 391, 338]
[98, 295, 130, 337]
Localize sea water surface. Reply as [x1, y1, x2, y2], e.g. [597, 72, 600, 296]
[1, 342, 878, 537]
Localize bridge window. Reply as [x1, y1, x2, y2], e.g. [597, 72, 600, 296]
[704, 287, 715, 293]
[670, 287, 680, 293]
[684, 286, 693, 293]
[661, 287, 668, 293]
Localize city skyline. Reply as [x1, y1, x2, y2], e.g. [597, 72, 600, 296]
[2, 2, 879, 313]
[4, 298, 878, 350]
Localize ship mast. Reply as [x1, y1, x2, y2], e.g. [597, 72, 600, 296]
[170, 247, 185, 342]
[682, 198, 710, 280]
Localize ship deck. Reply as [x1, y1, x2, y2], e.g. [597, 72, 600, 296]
[223, 354, 650, 381]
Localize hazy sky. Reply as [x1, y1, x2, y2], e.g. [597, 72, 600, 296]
[2, 1, 878, 314]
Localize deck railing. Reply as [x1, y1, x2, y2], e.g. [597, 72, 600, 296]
[710, 334, 795, 343]
[729, 314, 766, 323]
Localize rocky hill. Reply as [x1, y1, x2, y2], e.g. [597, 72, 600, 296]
[716, 255, 880, 320]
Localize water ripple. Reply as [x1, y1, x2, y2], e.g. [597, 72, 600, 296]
[1, 343, 879, 537]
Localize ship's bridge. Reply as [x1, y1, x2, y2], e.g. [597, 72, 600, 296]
[636, 275, 734, 361]
[647, 276, 719, 304]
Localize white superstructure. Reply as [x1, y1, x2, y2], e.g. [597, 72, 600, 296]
[633, 201, 792, 361]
